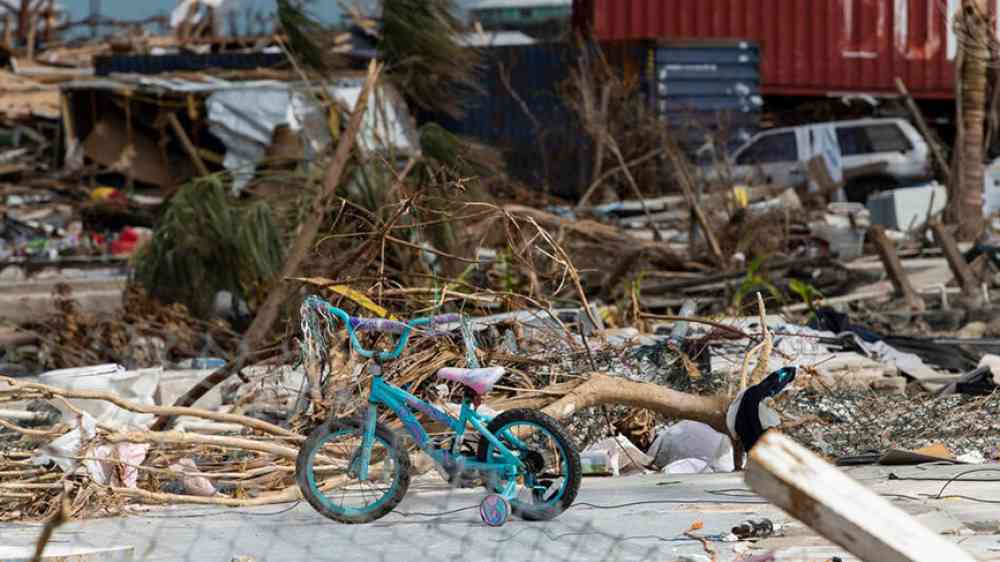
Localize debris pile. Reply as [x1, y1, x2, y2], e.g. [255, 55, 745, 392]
[0, 0, 999, 535]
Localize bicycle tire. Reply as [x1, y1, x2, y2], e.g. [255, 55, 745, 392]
[476, 408, 582, 521]
[296, 417, 411, 524]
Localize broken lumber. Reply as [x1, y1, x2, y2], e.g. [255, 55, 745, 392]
[167, 112, 210, 177]
[930, 222, 981, 302]
[870, 225, 926, 311]
[746, 431, 977, 562]
[666, 145, 726, 267]
[896, 78, 951, 184]
[502, 204, 688, 271]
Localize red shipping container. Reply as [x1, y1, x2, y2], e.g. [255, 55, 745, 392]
[573, 0, 999, 100]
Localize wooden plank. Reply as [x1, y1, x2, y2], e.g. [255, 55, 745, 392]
[167, 113, 210, 177]
[930, 222, 980, 300]
[896, 78, 950, 184]
[745, 431, 977, 562]
[870, 225, 926, 311]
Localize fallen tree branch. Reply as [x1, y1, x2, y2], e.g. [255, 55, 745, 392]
[536, 373, 731, 435]
[112, 484, 303, 507]
[104, 431, 299, 460]
[0, 377, 300, 440]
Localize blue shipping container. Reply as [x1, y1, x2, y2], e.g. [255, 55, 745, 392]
[645, 41, 763, 150]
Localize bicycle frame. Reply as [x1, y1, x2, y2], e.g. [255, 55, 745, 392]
[354, 376, 526, 489]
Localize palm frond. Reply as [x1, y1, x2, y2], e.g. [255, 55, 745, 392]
[135, 178, 285, 318]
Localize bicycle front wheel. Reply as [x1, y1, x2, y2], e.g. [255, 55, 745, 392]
[296, 417, 411, 524]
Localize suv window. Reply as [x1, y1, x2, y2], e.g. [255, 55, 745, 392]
[836, 123, 913, 156]
[736, 132, 797, 165]
[866, 123, 912, 152]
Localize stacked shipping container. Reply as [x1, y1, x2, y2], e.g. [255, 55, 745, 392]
[573, 0, 1000, 100]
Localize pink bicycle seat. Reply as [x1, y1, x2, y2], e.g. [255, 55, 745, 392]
[436, 367, 505, 395]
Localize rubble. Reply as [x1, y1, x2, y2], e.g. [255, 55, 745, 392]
[0, 5, 997, 562]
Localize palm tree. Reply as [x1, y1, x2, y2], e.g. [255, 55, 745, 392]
[951, 0, 989, 240]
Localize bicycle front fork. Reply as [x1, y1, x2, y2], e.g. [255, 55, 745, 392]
[354, 405, 378, 481]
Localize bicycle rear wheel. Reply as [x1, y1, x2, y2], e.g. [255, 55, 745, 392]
[296, 417, 411, 524]
[477, 409, 581, 521]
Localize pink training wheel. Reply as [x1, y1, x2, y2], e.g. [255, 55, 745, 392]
[479, 494, 511, 527]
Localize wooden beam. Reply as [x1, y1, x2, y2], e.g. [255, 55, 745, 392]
[167, 113, 210, 177]
[930, 222, 980, 301]
[896, 78, 951, 184]
[664, 141, 727, 267]
[870, 225, 926, 311]
[746, 431, 977, 562]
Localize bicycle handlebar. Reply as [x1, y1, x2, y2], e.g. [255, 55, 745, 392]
[349, 314, 459, 335]
[303, 296, 458, 361]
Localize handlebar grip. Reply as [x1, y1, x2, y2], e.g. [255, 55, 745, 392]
[349, 317, 408, 334]
[426, 313, 461, 325]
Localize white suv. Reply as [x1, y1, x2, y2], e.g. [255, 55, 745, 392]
[718, 118, 933, 202]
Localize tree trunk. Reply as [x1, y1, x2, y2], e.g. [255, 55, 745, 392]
[954, 0, 989, 240]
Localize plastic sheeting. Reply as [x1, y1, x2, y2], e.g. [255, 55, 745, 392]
[206, 80, 420, 194]
[206, 85, 300, 194]
[37, 363, 161, 428]
[171, 0, 237, 28]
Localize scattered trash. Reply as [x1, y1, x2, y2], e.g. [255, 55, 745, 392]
[580, 449, 613, 476]
[167, 458, 218, 497]
[583, 435, 653, 477]
[732, 518, 776, 540]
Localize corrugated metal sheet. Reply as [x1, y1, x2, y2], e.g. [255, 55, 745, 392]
[573, 0, 1000, 99]
[94, 53, 285, 77]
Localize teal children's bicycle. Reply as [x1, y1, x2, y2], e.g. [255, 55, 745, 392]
[294, 295, 582, 526]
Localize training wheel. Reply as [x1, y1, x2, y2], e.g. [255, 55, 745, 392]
[479, 494, 511, 527]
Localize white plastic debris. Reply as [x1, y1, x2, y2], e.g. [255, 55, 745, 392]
[580, 450, 613, 476]
[170, 0, 237, 28]
[647, 421, 735, 474]
[32, 411, 97, 473]
[38, 364, 161, 428]
[583, 435, 653, 476]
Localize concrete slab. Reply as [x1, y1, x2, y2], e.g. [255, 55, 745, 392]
[0, 277, 126, 324]
[0, 544, 133, 562]
[0, 469, 997, 561]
